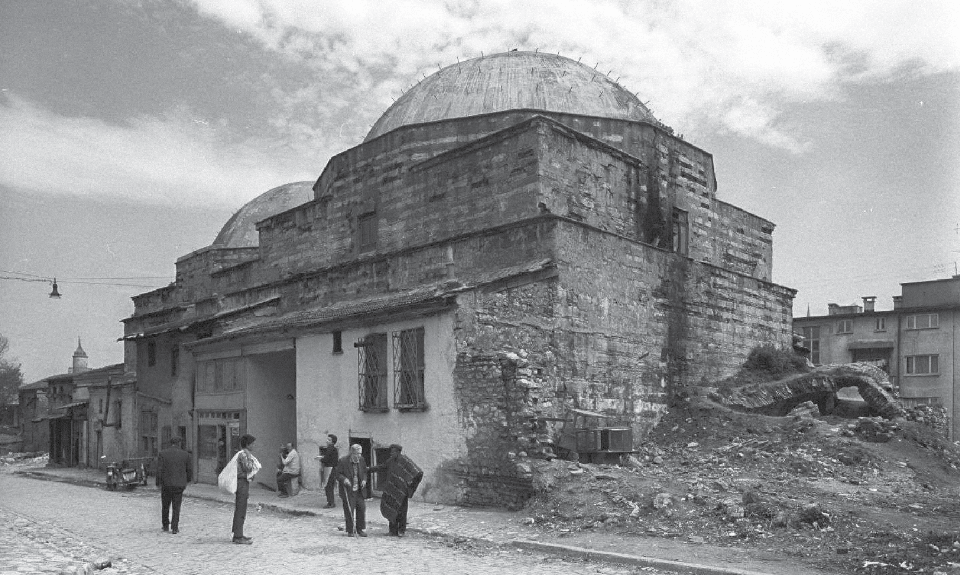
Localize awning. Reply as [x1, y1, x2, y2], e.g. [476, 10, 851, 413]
[56, 401, 89, 410]
[39, 413, 69, 420]
[848, 340, 895, 350]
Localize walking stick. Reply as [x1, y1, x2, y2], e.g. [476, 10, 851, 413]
[342, 482, 354, 533]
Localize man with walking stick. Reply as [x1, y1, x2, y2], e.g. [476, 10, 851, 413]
[335, 444, 368, 537]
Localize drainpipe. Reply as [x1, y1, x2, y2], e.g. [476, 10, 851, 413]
[896, 313, 902, 397]
[953, 308, 957, 442]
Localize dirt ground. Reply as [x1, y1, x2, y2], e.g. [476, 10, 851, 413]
[525, 397, 960, 574]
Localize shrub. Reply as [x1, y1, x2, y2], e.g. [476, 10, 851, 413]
[742, 345, 809, 377]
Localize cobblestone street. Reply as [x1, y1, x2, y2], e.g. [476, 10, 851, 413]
[0, 473, 668, 575]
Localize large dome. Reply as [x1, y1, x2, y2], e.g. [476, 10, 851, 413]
[212, 182, 313, 248]
[365, 51, 657, 142]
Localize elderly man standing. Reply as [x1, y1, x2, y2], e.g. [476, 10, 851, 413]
[369, 444, 423, 537]
[156, 436, 192, 535]
[276, 442, 301, 498]
[335, 444, 368, 537]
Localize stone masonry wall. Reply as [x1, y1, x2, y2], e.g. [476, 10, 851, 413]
[554, 220, 795, 400]
[256, 120, 545, 280]
[443, 279, 564, 508]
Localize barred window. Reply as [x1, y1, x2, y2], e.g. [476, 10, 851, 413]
[357, 333, 388, 412]
[393, 327, 426, 410]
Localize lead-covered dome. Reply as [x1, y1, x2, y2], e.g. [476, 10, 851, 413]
[365, 51, 658, 142]
[213, 181, 313, 248]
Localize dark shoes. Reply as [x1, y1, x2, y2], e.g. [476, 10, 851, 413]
[323, 503, 336, 508]
[162, 526, 169, 532]
[232, 536, 252, 545]
[278, 494, 289, 498]
[346, 531, 355, 537]
[357, 530, 367, 537]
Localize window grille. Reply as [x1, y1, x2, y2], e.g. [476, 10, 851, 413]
[357, 334, 388, 411]
[393, 327, 426, 409]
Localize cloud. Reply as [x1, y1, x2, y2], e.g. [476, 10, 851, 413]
[186, 0, 959, 152]
[0, 94, 316, 208]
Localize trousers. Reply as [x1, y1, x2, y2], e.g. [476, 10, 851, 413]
[161, 486, 185, 529]
[321, 466, 335, 505]
[339, 483, 365, 533]
[232, 477, 249, 537]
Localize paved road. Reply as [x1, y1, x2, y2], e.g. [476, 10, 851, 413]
[0, 473, 670, 575]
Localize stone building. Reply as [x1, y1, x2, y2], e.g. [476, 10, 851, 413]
[794, 274, 960, 440]
[125, 51, 795, 506]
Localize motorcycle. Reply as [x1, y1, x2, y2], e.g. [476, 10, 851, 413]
[102, 456, 147, 490]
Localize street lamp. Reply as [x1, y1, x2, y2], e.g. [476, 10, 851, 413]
[49, 278, 62, 299]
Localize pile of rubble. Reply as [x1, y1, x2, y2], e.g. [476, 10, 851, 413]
[525, 393, 960, 574]
[0, 451, 48, 467]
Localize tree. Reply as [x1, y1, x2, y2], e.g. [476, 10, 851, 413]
[0, 335, 25, 407]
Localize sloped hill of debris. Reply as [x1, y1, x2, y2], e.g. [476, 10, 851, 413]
[526, 394, 960, 574]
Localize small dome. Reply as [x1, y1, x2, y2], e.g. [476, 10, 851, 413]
[213, 182, 313, 248]
[366, 51, 657, 141]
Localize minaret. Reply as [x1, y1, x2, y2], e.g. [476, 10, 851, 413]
[72, 338, 88, 374]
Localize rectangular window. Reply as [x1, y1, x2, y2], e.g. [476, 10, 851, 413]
[906, 313, 939, 330]
[394, 327, 426, 409]
[98, 399, 103, 414]
[837, 319, 853, 334]
[147, 341, 157, 367]
[875, 317, 886, 331]
[170, 346, 179, 377]
[140, 410, 158, 455]
[196, 358, 244, 393]
[905, 354, 939, 375]
[115, 400, 122, 428]
[333, 331, 343, 354]
[799, 326, 821, 365]
[358, 213, 377, 253]
[357, 333, 388, 411]
[671, 208, 689, 256]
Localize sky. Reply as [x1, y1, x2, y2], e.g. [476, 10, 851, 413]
[1, 0, 958, 383]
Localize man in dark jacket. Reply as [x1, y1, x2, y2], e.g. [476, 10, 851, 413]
[156, 436, 193, 534]
[335, 444, 368, 537]
[369, 444, 423, 537]
[317, 434, 339, 508]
